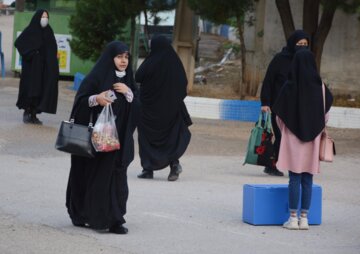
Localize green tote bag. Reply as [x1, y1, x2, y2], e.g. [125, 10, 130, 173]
[243, 112, 275, 167]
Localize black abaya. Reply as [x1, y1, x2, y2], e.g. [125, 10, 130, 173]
[14, 9, 59, 114]
[136, 35, 191, 171]
[66, 41, 137, 229]
[260, 30, 310, 160]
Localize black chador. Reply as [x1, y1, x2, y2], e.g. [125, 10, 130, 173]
[136, 35, 192, 181]
[261, 30, 310, 107]
[273, 49, 333, 142]
[260, 30, 309, 176]
[66, 41, 137, 233]
[14, 9, 59, 124]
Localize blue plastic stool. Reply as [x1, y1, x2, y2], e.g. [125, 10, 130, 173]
[73, 72, 85, 91]
[243, 184, 322, 225]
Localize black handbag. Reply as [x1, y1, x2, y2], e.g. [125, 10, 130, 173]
[55, 111, 95, 158]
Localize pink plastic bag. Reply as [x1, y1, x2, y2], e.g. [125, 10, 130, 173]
[91, 104, 120, 152]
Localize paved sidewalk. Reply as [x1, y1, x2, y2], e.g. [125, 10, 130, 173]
[1, 77, 360, 254]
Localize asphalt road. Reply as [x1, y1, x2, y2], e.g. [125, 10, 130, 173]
[1, 77, 360, 254]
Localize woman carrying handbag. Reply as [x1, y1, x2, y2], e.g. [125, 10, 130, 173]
[65, 41, 137, 234]
[272, 48, 333, 230]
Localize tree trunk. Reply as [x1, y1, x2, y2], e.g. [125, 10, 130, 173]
[143, 9, 150, 45]
[130, 15, 137, 70]
[313, 3, 337, 71]
[275, 0, 295, 40]
[237, 16, 247, 98]
[302, 0, 320, 50]
[15, 0, 25, 11]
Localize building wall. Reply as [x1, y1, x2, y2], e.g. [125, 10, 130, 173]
[248, 0, 360, 95]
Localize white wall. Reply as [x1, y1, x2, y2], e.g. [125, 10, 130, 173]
[249, 0, 360, 95]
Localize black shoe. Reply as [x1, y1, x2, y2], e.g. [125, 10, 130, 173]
[109, 224, 128, 234]
[263, 167, 272, 175]
[263, 167, 284, 176]
[23, 111, 32, 124]
[168, 163, 182, 181]
[72, 220, 86, 228]
[272, 168, 284, 176]
[31, 115, 43, 125]
[137, 170, 153, 179]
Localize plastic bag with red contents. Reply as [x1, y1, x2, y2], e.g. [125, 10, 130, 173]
[91, 104, 120, 152]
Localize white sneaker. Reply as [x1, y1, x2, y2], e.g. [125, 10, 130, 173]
[283, 216, 299, 230]
[299, 217, 309, 230]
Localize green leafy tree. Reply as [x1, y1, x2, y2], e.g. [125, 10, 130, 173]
[69, 0, 131, 61]
[188, 0, 254, 97]
[276, 0, 360, 71]
[69, 0, 176, 62]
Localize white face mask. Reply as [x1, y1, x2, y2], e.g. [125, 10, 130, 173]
[115, 70, 126, 78]
[40, 18, 48, 28]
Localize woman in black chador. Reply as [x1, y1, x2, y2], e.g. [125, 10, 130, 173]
[66, 41, 137, 234]
[260, 30, 309, 176]
[136, 35, 192, 181]
[14, 9, 59, 124]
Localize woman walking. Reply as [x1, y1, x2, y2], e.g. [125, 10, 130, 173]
[136, 35, 192, 181]
[66, 41, 137, 234]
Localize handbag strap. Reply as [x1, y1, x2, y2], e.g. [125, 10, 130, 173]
[69, 102, 94, 127]
[256, 112, 272, 133]
[265, 112, 272, 133]
[322, 83, 326, 114]
[256, 112, 263, 128]
[322, 83, 327, 134]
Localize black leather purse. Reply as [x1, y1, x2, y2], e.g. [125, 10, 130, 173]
[55, 111, 95, 158]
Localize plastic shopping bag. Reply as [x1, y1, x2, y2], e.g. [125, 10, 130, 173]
[91, 104, 120, 152]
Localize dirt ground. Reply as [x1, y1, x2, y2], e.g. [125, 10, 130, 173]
[189, 60, 243, 100]
[189, 56, 360, 108]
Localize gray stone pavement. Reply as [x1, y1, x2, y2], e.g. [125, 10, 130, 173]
[1, 78, 360, 254]
[1, 14, 360, 254]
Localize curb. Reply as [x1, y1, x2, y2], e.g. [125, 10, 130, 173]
[70, 74, 360, 129]
[185, 96, 360, 129]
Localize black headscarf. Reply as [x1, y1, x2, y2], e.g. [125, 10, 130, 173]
[73, 41, 135, 108]
[136, 35, 188, 133]
[280, 30, 310, 57]
[272, 49, 333, 142]
[261, 30, 310, 107]
[15, 9, 56, 56]
[14, 9, 59, 114]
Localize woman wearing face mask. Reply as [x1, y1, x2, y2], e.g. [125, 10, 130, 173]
[14, 9, 59, 124]
[66, 41, 137, 234]
[260, 30, 310, 176]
